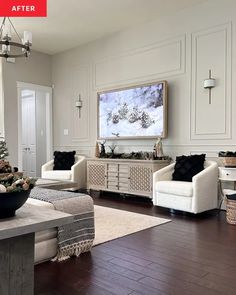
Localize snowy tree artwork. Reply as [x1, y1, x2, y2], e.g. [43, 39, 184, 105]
[98, 81, 167, 139]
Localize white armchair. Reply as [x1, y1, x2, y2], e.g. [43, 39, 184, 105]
[41, 155, 86, 188]
[153, 161, 218, 213]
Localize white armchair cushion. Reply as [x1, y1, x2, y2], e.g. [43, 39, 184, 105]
[41, 155, 86, 188]
[156, 193, 193, 212]
[153, 160, 218, 213]
[156, 181, 193, 197]
[42, 170, 72, 180]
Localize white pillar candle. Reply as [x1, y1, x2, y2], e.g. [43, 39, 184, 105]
[23, 31, 32, 45]
[21, 38, 26, 52]
[2, 44, 7, 53]
[2, 44, 10, 53]
[2, 23, 11, 40]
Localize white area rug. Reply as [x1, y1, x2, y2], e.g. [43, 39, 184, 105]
[93, 205, 171, 246]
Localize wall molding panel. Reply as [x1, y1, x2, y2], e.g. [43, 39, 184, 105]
[191, 22, 232, 140]
[52, 1, 236, 158]
[71, 65, 90, 143]
[94, 35, 186, 90]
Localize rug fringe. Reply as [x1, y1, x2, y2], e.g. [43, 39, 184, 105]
[52, 239, 94, 262]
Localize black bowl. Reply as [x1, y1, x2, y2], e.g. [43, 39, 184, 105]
[0, 189, 31, 219]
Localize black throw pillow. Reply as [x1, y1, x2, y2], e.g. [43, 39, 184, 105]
[172, 154, 206, 182]
[53, 151, 76, 170]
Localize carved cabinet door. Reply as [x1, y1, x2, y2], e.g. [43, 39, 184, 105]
[129, 164, 153, 197]
[87, 161, 107, 190]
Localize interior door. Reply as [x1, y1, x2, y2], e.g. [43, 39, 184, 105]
[18, 83, 53, 177]
[21, 91, 36, 177]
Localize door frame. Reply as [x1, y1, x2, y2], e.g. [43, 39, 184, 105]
[17, 81, 53, 172]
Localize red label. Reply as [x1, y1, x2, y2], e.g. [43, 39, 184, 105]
[0, 0, 47, 17]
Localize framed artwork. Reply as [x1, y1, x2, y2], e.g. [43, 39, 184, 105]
[97, 80, 167, 139]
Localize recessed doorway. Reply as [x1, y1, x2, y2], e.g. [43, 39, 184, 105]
[17, 82, 53, 177]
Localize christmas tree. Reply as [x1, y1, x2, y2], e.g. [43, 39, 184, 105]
[0, 141, 9, 160]
[0, 141, 12, 173]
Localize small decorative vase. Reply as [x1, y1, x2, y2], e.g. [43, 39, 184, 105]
[0, 190, 31, 219]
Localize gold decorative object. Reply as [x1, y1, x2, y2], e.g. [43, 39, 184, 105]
[154, 137, 164, 158]
[95, 142, 100, 158]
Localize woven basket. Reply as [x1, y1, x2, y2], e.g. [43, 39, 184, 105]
[222, 157, 236, 167]
[226, 199, 236, 225]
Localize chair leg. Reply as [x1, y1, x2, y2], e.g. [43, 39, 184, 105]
[169, 208, 188, 216]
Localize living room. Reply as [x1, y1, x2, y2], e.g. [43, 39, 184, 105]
[0, 0, 236, 294]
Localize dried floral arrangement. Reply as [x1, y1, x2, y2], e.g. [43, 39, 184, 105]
[0, 174, 37, 193]
[0, 160, 12, 173]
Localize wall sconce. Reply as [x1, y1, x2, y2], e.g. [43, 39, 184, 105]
[75, 94, 83, 118]
[204, 70, 216, 104]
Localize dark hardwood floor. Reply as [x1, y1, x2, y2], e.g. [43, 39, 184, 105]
[35, 193, 236, 295]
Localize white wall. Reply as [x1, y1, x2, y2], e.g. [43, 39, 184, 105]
[52, 0, 236, 161]
[2, 51, 52, 165]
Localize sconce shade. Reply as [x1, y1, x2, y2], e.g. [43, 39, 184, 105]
[75, 100, 82, 108]
[204, 78, 215, 89]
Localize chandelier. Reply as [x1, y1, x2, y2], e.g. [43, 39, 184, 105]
[0, 17, 32, 58]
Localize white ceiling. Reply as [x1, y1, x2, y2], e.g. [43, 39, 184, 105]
[2, 0, 207, 55]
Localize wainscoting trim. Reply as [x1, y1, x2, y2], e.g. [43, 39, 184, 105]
[94, 35, 186, 90]
[190, 22, 232, 140]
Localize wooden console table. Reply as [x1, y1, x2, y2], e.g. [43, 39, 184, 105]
[0, 203, 73, 295]
[87, 158, 170, 198]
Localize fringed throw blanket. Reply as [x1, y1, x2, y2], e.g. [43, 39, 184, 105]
[30, 187, 95, 261]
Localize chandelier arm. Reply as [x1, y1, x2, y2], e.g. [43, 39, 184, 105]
[8, 17, 22, 43]
[0, 17, 6, 40]
[0, 53, 28, 58]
